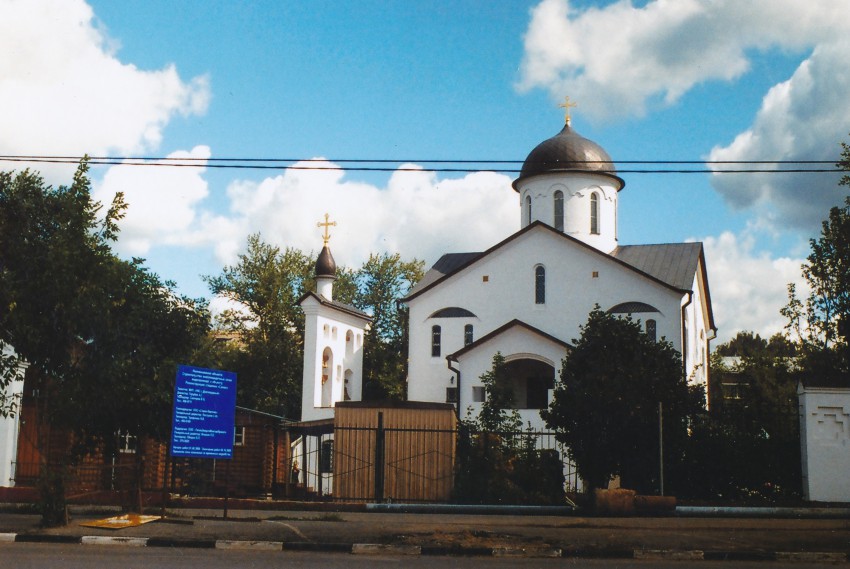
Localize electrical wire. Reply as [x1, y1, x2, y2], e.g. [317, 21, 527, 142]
[0, 155, 844, 174]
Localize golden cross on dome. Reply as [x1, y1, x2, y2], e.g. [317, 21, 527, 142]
[317, 213, 336, 245]
[559, 96, 578, 125]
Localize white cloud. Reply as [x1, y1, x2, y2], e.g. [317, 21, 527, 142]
[212, 162, 520, 269]
[518, 0, 847, 119]
[518, 0, 850, 233]
[709, 40, 850, 230]
[101, 157, 519, 271]
[702, 230, 807, 345]
[0, 0, 209, 180]
[93, 146, 211, 256]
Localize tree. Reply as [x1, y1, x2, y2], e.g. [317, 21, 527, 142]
[354, 253, 424, 400]
[205, 238, 422, 415]
[684, 334, 801, 501]
[714, 331, 795, 359]
[204, 234, 318, 418]
[781, 138, 850, 385]
[0, 163, 209, 524]
[542, 308, 697, 494]
[454, 353, 564, 505]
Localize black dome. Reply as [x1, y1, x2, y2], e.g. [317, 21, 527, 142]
[315, 245, 336, 278]
[513, 123, 623, 190]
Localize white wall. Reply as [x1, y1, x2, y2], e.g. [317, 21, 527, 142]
[0, 348, 24, 486]
[453, 324, 567, 430]
[517, 172, 620, 253]
[300, 298, 368, 422]
[798, 385, 850, 502]
[406, 226, 685, 407]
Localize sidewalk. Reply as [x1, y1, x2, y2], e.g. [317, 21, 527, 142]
[2, 506, 850, 560]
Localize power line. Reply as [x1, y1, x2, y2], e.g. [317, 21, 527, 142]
[0, 155, 843, 174]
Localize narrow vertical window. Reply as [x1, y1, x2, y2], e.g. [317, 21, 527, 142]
[431, 325, 441, 357]
[464, 324, 473, 346]
[646, 319, 657, 343]
[554, 190, 564, 232]
[535, 265, 545, 304]
[525, 195, 532, 225]
[590, 192, 599, 234]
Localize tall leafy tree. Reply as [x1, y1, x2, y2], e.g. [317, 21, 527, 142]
[684, 334, 801, 501]
[542, 308, 697, 494]
[0, 163, 209, 523]
[354, 253, 424, 400]
[782, 138, 850, 385]
[204, 234, 317, 418]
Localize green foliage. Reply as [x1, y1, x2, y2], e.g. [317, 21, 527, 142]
[714, 331, 796, 359]
[354, 253, 423, 400]
[453, 353, 565, 505]
[36, 464, 69, 528]
[0, 163, 209, 524]
[205, 234, 314, 418]
[204, 238, 423, 416]
[542, 308, 696, 494]
[683, 337, 802, 502]
[781, 138, 850, 386]
[473, 352, 521, 434]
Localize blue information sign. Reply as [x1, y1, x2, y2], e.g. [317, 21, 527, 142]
[171, 365, 237, 459]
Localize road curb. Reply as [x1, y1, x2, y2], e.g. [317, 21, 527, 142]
[775, 551, 848, 563]
[215, 540, 284, 550]
[493, 546, 562, 558]
[351, 543, 421, 555]
[81, 536, 148, 547]
[2, 533, 849, 562]
[634, 549, 704, 560]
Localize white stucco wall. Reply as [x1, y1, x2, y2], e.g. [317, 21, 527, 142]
[406, 226, 687, 412]
[798, 385, 850, 502]
[300, 298, 368, 422]
[0, 347, 25, 487]
[517, 172, 620, 253]
[453, 324, 567, 430]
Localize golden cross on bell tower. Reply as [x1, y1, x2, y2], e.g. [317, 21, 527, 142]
[317, 213, 336, 245]
[559, 96, 578, 125]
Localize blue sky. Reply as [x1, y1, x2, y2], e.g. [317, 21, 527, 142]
[2, 0, 850, 344]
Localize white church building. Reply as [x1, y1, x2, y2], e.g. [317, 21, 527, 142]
[402, 114, 716, 429]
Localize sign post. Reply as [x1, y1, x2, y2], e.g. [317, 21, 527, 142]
[170, 365, 237, 517]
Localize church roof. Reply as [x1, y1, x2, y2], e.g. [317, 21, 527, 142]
[447, 319, 571, 362]
[410, 252, 481, 295]
[403, 222, 709, 309]
[512, 123, 624, 190]
[611, 243, 703, 291]
[298, 291, 372, 322]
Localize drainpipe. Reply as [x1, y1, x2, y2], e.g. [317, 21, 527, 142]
[447, 356, 461, 419]
[681, 291, 693, 378]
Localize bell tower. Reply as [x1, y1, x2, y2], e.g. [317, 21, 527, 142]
[298, 215, 371, 421]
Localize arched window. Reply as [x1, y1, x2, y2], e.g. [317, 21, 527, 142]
[590, 192, 600, 235]
[464, 324, 474, 346]
[646, 319, 657, 343]
[535, 265, 545, 305]
[525, 195, 532, 225]
[431, 325, 441, 357]
[554, 190, 564, 232]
